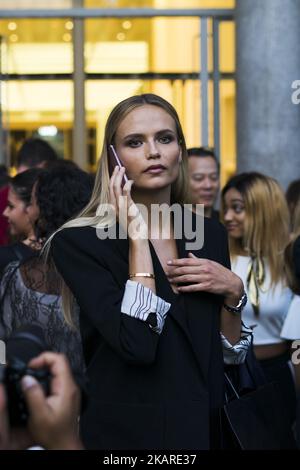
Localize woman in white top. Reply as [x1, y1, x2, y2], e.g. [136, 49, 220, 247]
[285, 193, 300, 446]
[221, 172, 299, 427]
[284, 190, 300, 342]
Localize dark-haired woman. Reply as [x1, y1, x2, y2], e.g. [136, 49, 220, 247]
[0, 168, 44, 277]
[283, 193, 300, 446]
[0, 164, 93, 374]
[222, 172, 300, 434]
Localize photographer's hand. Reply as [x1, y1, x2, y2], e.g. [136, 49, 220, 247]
[21, 352, 83, 450]
[0, 383, 10, 449]
[0, 384, 33, 450]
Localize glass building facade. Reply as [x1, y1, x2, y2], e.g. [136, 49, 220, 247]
[0, 0, 235, 184]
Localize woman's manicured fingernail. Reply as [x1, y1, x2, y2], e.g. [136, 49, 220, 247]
[167, 260, 172, 265]
[21, 375, 38, 391]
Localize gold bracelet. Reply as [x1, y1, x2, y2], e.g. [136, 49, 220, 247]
[129, 272, 155, 279]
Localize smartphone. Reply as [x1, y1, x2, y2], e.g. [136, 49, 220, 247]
[109, 145, 128, 183]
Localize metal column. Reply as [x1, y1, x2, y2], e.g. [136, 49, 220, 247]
[213, 19, 220, 161]
[200, 17, 208, 147]
[73, 0, 87, 169]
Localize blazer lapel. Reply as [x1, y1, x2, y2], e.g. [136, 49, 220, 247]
[175, 211, 216, 382]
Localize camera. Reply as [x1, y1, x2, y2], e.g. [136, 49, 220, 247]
[0, 324, 50, 427]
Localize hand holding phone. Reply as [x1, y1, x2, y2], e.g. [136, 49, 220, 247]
[109, 145, 128, 183]
[109, 145, 145, 239]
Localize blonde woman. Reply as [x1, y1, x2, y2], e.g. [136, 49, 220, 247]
[222, 172, 300, 428]
[48, 94, 250, 450]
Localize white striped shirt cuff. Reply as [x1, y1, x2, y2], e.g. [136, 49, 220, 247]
[221, 322, 253, 365]
[121, 280, 171, 335]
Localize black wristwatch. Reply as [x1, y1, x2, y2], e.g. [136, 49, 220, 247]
[223, 291, 247, 315]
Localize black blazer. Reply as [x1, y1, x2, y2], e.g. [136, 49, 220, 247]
[52, 211, 230, 450]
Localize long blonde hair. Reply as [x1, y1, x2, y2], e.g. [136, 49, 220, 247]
[221, 172, 290, 287]
[44, 93, 190, 325]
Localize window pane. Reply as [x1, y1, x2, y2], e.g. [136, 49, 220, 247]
[220, 21, 235, 73]
[0, 0, 234, 8]
[0, 19, 73, 74]
[84, 0, 235, 8]
[1, 80, 73, 165]
[85, 19, 150, 73]
[0, 0, 72, 8]
[220, 79, 236, 185]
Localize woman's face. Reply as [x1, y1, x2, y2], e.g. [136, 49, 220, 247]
[3, 188, 35, 237]
[114, 104, 182, 191]
[223, 188, 246, 239]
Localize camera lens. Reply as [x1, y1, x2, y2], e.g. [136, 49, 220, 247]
[3, 324, 50, 426]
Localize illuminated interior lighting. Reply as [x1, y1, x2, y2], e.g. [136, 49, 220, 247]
[38, 126, 58, 137]
[122, 21, 132, 30]
[65, 21, 74, 31]
[116, 33, 126, 41]
[10, 34, 18, 42]
[63, 33, 72, 42]
[8, 22, 17, 31]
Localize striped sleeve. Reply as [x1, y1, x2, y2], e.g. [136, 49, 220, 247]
[121, 280, 171, 335]
[221, 322, 253, 365]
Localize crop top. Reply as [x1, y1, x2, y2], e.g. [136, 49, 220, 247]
[232, 255, 300, 345]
